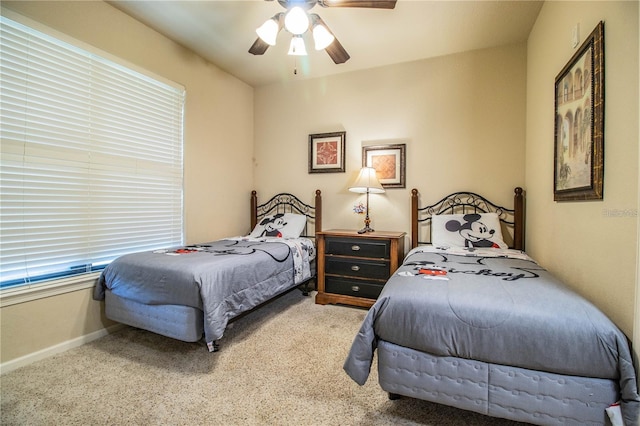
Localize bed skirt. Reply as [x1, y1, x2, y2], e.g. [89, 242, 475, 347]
[377, 340, 619, 425]
[105, 291, 204, 342]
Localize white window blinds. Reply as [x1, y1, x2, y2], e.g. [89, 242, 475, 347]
[0, 16, 185, 289]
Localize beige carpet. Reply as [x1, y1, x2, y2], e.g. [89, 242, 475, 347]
[1, 290, 527, 425]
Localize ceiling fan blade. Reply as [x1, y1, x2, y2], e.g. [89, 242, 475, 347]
[318, 0, 396, 9]
[249, 38, 271, 55]
[325, 37, 350, 64]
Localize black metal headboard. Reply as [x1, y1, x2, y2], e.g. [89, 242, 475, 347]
[411, 187, 524, 250]
[251, 190, 322, 238]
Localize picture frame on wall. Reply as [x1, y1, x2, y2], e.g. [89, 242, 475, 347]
[362, 143, 406, 188]
[308, 131, 346, 173]
[553, 21, 604, 201]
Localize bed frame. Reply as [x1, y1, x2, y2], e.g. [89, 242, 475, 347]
[379, 187, 622, 425]
[251, 189, 322, 295]
[251, 189, 322, 240]
[105, 189, 322, 348]
[411, 187, 524, 250]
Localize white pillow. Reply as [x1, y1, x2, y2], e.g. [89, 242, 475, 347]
[431, 212, 508, 249]
[249, 213, 307, 239]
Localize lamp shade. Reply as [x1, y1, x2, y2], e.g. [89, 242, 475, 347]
[349, 167, 385, 194]
[312, 23, 335, 50]
[256, 15, 281, 46]
[284, 7, 309, 35]
[287, 36, 307, 56]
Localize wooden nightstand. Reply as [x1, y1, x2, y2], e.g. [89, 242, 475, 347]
[315, 229, 405, 308]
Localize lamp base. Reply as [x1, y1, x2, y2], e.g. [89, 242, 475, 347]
[357, 226, 375, 234]
[358, 207, 374, 234]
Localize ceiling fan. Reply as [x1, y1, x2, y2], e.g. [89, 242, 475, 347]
[249, 0, 397, 64]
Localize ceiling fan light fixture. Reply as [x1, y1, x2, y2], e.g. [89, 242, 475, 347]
[256, 19, 279, 45]
[284, 7, 309, 35]
[312, 23, 335, 50]
[287, 35, 307, 56]
[250, 0, 399, 64]
[256, 14, 283, 45]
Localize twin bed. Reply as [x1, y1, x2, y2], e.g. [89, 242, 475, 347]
[344, 188, 639, 425]
[94, 190, 321, 352]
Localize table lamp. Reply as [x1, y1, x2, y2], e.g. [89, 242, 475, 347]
[349, 167, 385, 234]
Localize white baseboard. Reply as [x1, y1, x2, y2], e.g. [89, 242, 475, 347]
[0, 323, 125, 375]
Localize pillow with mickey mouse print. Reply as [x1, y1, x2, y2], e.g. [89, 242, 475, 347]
[249, 213, 307, 239]
[431, 212, 508, 249]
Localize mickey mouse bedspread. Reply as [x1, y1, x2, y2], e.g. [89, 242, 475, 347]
[95, 237, 314, 350]
[343, 246, 639, 424]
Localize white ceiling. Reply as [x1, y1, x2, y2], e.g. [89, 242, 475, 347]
[108, 0, 544, 87]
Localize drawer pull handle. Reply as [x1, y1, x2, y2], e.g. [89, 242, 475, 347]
[351, 245, 361, 251]
[351, 265, 360, 271]
[351, 285, 360, 292]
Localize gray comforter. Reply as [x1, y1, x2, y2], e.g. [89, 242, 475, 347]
[95, 237, 314, 350]
[343, 246, 639, 424]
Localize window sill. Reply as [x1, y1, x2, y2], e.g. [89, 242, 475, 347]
[0, 273, 100, 308]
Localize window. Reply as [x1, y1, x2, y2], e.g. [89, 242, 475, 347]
[0, 15, 185, 291]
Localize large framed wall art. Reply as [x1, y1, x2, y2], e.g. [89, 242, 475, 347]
[553, 21, 604, 201]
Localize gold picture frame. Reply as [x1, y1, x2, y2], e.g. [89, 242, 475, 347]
[554, 21, 604, 201]
[362, 143, 406, 189]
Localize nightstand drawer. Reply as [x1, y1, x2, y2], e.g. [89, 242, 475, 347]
[325, 237, 390, 259]
[325, 257, 389, 280]
[325, 277, 385, 299]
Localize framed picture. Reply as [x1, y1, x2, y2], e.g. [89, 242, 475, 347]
[362, 143, 406, 188]
[554, 21, 604, 201]
[308, 131, 346, 173]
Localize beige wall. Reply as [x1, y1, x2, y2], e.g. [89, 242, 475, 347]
[254, 43, 527, 244]
[0, 1, 254, 364]
[526, 1, 639, 337]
